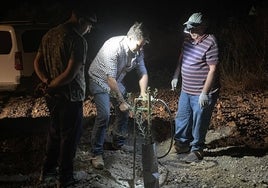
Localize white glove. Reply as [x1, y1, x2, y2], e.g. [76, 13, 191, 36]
[139, 94, 155, 101]
[171, 78, 178, 90]
[198, 92, 209, 108]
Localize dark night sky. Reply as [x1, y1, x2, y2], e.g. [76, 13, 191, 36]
[0, 0, 260, 22]
[0, 0, 266, 90]
[0, 0, 264, 45]
[1, 0, 263, 42]
[0, 0, 265, 65]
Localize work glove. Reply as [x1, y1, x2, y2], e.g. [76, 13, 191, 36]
[171, 78, 178, 90]
[139, 94, 155, 102]
[198, 92, 209, 108]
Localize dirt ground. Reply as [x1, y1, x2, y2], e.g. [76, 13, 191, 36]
[0, 88, 267, 188]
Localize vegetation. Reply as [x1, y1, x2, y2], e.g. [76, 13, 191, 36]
[217, 11, 268, 91]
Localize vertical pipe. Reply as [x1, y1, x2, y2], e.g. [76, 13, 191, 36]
[142, 143, 160, 188]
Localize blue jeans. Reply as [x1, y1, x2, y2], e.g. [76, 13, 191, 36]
[174, 90, 219, 151]
[89, 81, 129, 155]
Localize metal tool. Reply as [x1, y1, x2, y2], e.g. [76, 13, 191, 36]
[131, 87, 171, 188]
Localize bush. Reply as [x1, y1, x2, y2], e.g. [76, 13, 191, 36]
[218, 17, 268, 91]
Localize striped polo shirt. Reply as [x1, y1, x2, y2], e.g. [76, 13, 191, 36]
[181, 34, 220, 95]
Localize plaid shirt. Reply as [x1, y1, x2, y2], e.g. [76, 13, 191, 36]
[89, 36, 147, 94]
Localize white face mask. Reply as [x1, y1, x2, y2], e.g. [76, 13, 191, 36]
[78, 18, 93, 35]
[82, 24, 93, 35]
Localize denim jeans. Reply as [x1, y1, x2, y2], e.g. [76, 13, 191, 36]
[174, 90, 219, 151]
[44, 95, 83, 181]
[89, 81, 129, 155]
[110, 97, 129, 146]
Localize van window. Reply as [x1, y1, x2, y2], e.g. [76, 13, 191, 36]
[21, 29, 47, 53]
[0, 31, 12, 54]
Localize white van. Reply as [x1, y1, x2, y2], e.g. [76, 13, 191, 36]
[0, 21, 49, 92]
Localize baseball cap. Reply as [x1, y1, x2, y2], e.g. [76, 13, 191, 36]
[183, 12, 208, 33]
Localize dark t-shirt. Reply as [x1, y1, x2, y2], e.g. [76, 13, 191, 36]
[39, 23, 87, 101]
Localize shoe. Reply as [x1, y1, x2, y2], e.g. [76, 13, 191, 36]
[112, 143, 134, 153]
[174, 142, 190, 154]
[90, 155, 104, 170]
[56, 177, 79, 188]
[182, 150, 204, 163]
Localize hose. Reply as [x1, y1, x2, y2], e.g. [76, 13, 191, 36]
[154, 98, 175, 159]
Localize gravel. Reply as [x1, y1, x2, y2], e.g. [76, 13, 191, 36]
[0, 89, 267, 187]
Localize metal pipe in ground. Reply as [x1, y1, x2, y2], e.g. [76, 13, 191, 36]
[142, 142, 160, 188]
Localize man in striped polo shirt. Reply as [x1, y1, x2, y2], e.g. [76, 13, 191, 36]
[171, 12, 220, 163]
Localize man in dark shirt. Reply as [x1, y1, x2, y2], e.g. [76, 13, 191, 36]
[34, 3, 97, 187]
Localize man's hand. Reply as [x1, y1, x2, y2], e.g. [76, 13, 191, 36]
[139, 92, 147, 100]
[34, 82, 48, 97]
[198, 92, 209, 108]
[119, 101, 131, 112]
[171, 78, 178, 90]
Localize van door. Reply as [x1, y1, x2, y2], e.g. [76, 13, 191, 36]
[18, 28, 48, 77]
[0, 26, 20, 90]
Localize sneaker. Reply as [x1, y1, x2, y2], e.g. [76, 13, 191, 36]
[90, 155, 104, 170]
[174, 142, 190, 154]
[182, 150, 204, 163]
